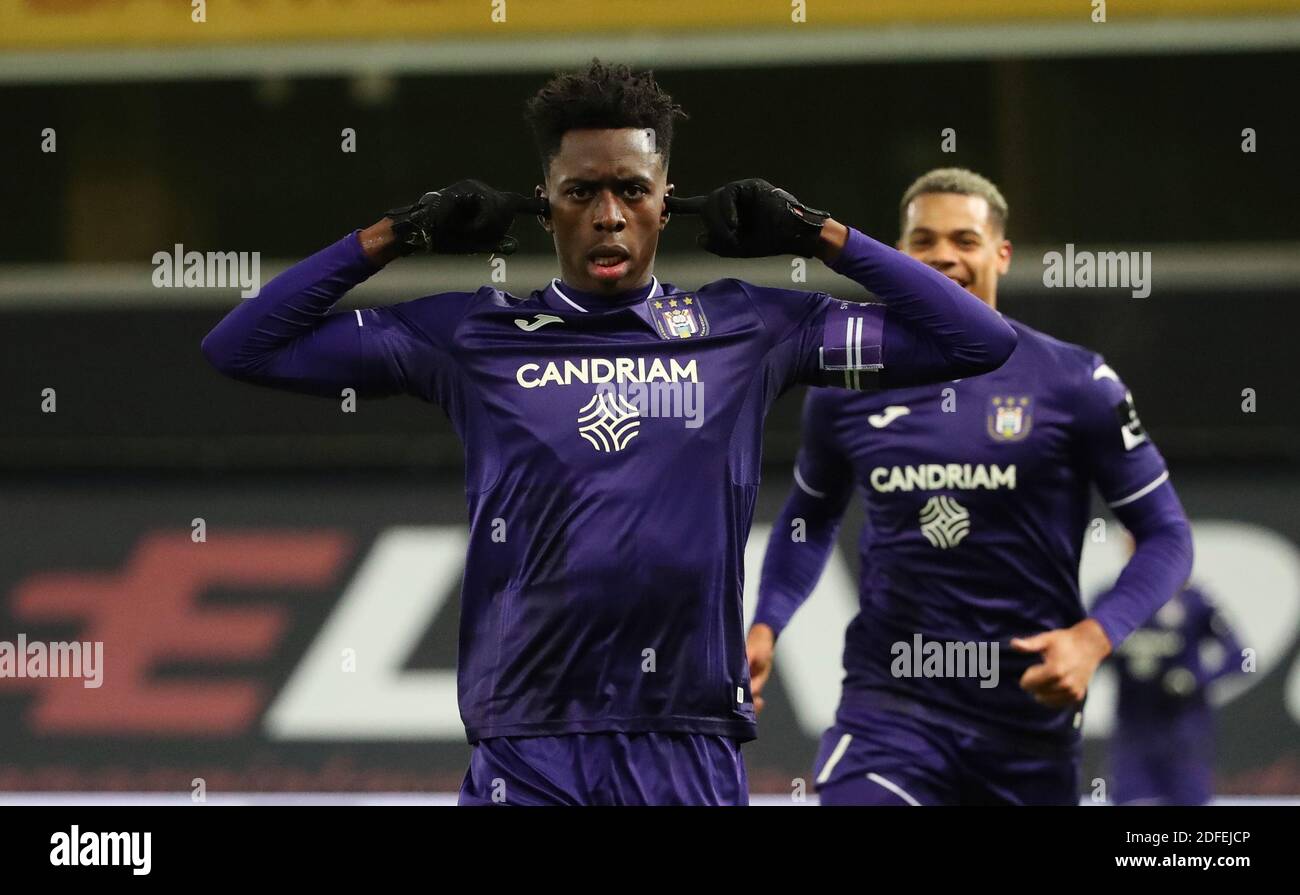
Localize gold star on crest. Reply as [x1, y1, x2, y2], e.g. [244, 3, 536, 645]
[668, 299, 678, 307]
[653, 300, 663, 309]
[684, 296, 693, 305]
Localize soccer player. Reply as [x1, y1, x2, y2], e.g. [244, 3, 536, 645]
[749, 168, 1194, 806]
[201, 64, 1016, 806]
[1110, 569, 1244, 805]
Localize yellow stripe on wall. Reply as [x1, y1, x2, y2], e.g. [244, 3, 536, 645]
[3, 0, 1300, 50]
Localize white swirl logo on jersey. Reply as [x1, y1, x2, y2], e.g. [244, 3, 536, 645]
[918, 495, 971, 549]
[577, 391, 641, 452]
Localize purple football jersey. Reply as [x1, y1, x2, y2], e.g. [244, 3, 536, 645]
[756, 318, 1192, 749]
[202, 225, 1015, 744]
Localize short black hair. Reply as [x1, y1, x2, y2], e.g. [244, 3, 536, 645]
[900, 168, 1009, 237]
[523, 58, 689, 176]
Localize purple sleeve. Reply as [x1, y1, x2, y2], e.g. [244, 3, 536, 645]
[1090, 484, 1194, 648]
[753, 389, 855, 639]
[819, 226, 1018, 389]
[1079, 357, 1194, 647]
[200, 230, 456, 402]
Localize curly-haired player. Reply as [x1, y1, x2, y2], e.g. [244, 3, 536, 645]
[202, 62, 1016, 805]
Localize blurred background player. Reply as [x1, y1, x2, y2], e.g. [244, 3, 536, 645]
[748, 168, 1194, 805]
[1108, 533, 1245, 806]
[200, 64, 1015, 806]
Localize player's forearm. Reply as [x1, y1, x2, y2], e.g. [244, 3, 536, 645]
[359, 218, 405, 267]
[1090, 486, 1195, 648]
[753, 483, 846, 639]
[200, 230, 380, 377]
[824, 226, 1017, 384]
[813, 218, 849, 265]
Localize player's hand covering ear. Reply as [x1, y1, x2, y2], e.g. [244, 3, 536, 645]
[384, 179, 544, 256]
[669, 178, 831, 258]
[1011, 619, 1113, 709]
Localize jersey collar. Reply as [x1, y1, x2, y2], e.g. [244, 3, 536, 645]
[542, 275, 663, 314]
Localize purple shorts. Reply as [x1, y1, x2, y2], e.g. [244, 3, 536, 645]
[458, 731, 749, 806]
[811, 707, 1080, 806]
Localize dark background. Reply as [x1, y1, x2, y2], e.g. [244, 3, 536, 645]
[2, 53, 1298, 473]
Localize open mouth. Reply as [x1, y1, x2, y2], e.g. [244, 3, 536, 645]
[587, 245, 632, 279]
[589, 245, 630, 265]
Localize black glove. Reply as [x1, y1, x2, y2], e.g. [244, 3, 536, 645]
[668, 178, 831, 258]
[384, 179, 543, 256]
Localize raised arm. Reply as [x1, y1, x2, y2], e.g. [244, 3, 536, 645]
[673, 179, 1016, 390]
[200, 225, 413, 397]
[201, 181, 533, 399]
[815, 221, 1016, 387]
